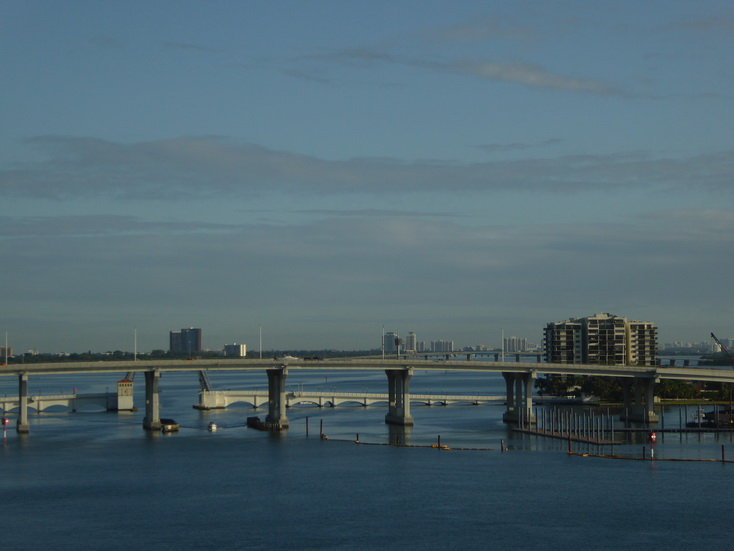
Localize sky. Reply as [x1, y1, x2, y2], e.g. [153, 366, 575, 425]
[1, 1, 733, 353]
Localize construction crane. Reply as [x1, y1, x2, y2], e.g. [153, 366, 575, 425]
[711, 333, 734, 367]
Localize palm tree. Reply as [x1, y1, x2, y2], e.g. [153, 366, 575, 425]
[394, 336, 403, 359]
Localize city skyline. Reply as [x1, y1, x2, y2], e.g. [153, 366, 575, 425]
[2, 2, 733, 352]
[4, 323, 728, 356]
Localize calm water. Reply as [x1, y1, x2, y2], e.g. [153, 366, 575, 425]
[2, 370, 733, 550]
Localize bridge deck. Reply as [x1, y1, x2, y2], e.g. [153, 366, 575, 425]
[2, 358, 733, 384]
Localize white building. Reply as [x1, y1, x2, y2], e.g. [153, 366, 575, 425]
[224, 344, 247, 358]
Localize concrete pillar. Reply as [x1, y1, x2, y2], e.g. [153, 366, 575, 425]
[518, 372, 536, 427]
[143, 370, 161, 431]
[503, 372, 536, 426]
[620, 377, 658, 424]
[644, 378, 659, 423]
[17, 373, 30, 434]
[502, 372, 516, 422]
[634, 378, 643, 411]
[385, 368, 414, 426]
[620, 379, 632, 419]
[514, 375, 523, 421]
[265, 367, 289, 429]
[388, 423, 412, 446]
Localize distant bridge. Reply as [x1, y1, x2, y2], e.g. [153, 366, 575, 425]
[0, 379, 134, 414]
[195, 389, 505, 410]
[0, 391, 131, 413]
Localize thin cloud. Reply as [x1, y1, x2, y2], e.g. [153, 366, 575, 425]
[290, 209, 463, 219]
[3, 136, 733, 199]
[0, 215, 232, 240]
[672, 16, 734, 33]
[280, 68, 335, 85]
[433, 18, 535, 43]
[163, 41, 218, 53]
[450, 60, 624, 95]
[300, 47, 400, 67]
[474, 138, 563, 153]
[290, 47, 625, 96]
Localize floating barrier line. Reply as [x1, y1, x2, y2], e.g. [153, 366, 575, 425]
[567, 451, 734, 463]
[321, 436, 494, 451]
[514, 428, 618, 445]
[615, 427, 734, 433]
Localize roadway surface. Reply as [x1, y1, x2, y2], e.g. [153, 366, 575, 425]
[2, 358, 734, 384]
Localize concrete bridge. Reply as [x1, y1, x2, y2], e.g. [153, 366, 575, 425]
[2, 357, 733, 434]
[415, 352, 544, 362]
[194, 389, 505, 409]
[0, 390, 133, 413]
[1, 377, 134, 429]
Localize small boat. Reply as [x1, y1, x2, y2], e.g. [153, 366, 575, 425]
[160, 418, 179, 433]
[208, 422, 217, 432]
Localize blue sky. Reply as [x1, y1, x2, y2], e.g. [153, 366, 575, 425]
[2, 1, 733, 353]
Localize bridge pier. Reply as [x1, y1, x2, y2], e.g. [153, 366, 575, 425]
[17, 373, 30, 434]
[143, 370, 161, 431]
[385, 368, 414, 426]
[115, 378, 135, 411]
[388, 423, 412, 446]
[620, 377, 658, 424]
[502, 371, 536, 427]
[265, 367, 289, 430]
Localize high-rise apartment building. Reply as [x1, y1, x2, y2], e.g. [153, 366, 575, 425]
[170, 327, 202, 354]
[404, 332, 417, 353]
[431, 340, 455, 352]
[504, 336, 528, 353]
[544, 313, 657, 366]
[383, 332, 398, 355]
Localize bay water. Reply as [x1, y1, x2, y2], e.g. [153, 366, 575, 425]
[1, 369, 732, 550]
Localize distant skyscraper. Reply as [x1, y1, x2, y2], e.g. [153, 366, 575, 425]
[544, 313, 657, 366]
[431, 340, 454, 352]
[504, 336, 528, 353]
[384, 332, 397, 355]
[170, 327, 202, 354]
[404, 332, 417, 353]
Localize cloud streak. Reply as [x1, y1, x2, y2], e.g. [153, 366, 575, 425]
[292, 45, 625, 96]
[3, 136, 732, 200]
[448, 60, 624, 95]
[474, 138, 563, 153]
